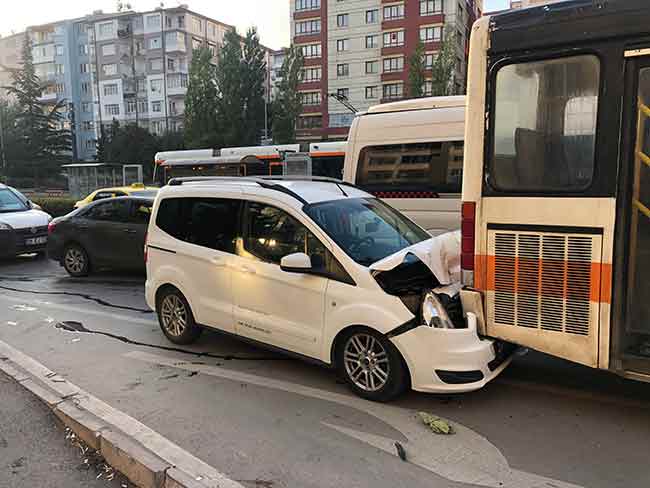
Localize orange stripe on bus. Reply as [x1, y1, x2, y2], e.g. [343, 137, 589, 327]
[474, 254, 612, 304]
[309, 151, 346, 157]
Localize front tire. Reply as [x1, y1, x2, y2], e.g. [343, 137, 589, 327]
[336, 327, 408, 402]
[156, 288, 202, 345]
[63, 244, 90, 277]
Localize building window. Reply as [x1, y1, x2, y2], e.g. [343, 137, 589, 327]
[150, 79, 163, 93]
[98, 22, 114, 38]
[55, 83, 65, 93]
[55, 64, 64, 75]
[366, 35, 379, 49]
[178, 16, 185, 28]
[337, 88, 349, 99]
[300, 91, 321, 105]
[79, 44, 88, 55]
[55, 45, 64, 56]
[81, 101, 91, 112]
[167, 73, 189, 88]
[102, 44, 116, 56]
[297, 115, 322, 129]
[81, 82, 91, 95]
[365, 86, 379, 99]
[336, 39, 349, 52]
[383, 4, 405, 20]
[102, 63, 117, 76]
[105, 104, 120, 116]
[137, 79, 147, 92]
[152, 101, 162, 113]
[82, 120, 95, 131]
[329, 113, 354, 128]
[337, 14, 349, 27]
[167, 58, 175, 71]
[383, 57, 404, 73]
[151, 120, 165, 135]
[104, 83, 119, 96]
[295, 0, 320, 11]
[146, 15, 161, 29]
[80, 63, 89, 73]
[149, 37, 161, 50]
[425, 53, 435, 69]
[366, 9, 379, 23]
[300, 66, 322, 82]
[126, 100, 137, 113]
[420, 0, 443, 15]
[366, 60, 379, 74]
[192, 17, 203, 34]
[295, 19, 321, 35]
[85, 139, 97, 150]
[382, 83, 403, 100]
[337, 63, 349, 77]
[138, 99, 148, 113]
[383, 30, 404, 47]
[150, 58, 163, 71]
[300, 43, 321, 58]
[420, 26, 442, 43]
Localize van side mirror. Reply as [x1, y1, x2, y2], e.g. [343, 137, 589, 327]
[280, 252, 312, 273]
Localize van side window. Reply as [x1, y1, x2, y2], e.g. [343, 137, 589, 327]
[490, 55, 600, 192]
[156, 198, 240, 254]
[355, 142, 464, 194]
[243, 202, 327, 268]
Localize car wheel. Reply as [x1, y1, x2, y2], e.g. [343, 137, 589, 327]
[63, 244, 90, 277]
[156, 288, 202, 345]
[337, 328, 409, 402]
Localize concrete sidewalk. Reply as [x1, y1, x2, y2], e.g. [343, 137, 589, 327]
[0, 371, 126, 488]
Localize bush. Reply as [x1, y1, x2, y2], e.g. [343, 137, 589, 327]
[30, 196, 77, 217]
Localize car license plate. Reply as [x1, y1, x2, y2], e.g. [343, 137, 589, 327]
[25, 236, 47, 245]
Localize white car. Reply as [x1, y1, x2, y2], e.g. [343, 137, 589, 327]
[0, 184, 52, 258]
[145, 177, 514, 401]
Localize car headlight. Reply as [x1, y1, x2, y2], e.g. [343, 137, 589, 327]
[422, 290, 454, 329]
[0, 222, 12, 231]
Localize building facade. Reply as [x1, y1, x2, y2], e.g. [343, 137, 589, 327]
[510, 0, 562, 8]
[290, 0, 482, 142]
[0, 6, 271, 161]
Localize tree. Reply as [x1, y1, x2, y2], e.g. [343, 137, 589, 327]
[215, 28, 244, 148]
[271, 47, 303, 144]
[408, 40, 427, 99]
[184, 46, 219, 149]
[429, 28, 458, 97]
[5, 34, 71, 185]
[241, 27, 268, 146]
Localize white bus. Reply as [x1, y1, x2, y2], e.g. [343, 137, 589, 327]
[343, 96, 465, 235]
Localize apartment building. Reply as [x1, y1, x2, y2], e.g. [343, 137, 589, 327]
[0, 6, 271, 161]
[290, 0, 482, 142]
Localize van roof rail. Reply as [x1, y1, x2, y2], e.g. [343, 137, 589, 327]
[166, 176, 360, 206]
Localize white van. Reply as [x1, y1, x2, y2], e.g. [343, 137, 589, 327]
[343, 95, 465, 235]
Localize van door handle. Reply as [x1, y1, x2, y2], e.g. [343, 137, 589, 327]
[123, 229, 137, 234]
[239, 265, 257, 275]
[210, 257, 226, 268]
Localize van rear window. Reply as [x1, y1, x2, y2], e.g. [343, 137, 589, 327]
[355, 141, 463, 194]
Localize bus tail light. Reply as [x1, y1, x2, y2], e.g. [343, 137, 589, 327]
[461, 202, 476, 286]
[144, 231, 148, 264]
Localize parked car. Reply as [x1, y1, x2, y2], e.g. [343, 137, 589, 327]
[0, 183, 52, 258]
[145, 177, 514, 401]
[47, 196, 154, 276]
[74, 183, 158, 209]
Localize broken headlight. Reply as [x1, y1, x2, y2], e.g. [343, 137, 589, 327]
[421, 290, 455, 329]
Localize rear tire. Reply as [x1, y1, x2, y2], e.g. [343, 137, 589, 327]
[63, 244, 90, 277]
[156, 288, 202, 345]
[336, 327, 409, 402]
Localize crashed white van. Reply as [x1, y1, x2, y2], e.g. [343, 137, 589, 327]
[145, 177, 515, 401]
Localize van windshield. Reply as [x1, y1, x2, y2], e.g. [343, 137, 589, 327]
[0, 189, 29, 213]
[304, 198, 430, 266]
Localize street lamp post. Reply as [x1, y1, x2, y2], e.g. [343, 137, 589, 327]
[0, 104, 7, 184]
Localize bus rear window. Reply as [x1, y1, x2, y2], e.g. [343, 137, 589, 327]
[355, 141, 464, 193]
[490, 55, 600, 193]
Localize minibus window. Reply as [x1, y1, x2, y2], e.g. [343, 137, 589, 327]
[490, 55, 600, 192]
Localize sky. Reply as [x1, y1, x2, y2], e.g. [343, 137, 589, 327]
[0, 0, 509, 50]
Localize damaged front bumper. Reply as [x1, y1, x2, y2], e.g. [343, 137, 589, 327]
[389, 312, 516, 393]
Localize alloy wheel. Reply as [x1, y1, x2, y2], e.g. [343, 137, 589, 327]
[65, 248, 86, 274]
[160, 294, 187, 337]
[343, 333, 390, 392]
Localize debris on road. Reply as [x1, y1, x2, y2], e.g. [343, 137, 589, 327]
[418, 412, 455, 435]
[11, 304, 38, 312]
[394, 441, 407, 461]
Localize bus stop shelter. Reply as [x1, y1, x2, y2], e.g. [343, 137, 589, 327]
[62, 163, 144, 198]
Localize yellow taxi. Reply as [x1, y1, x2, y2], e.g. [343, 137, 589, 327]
[74, 183, 159, 209]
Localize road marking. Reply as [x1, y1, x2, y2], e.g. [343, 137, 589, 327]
[0, 294, 156, 327]
[126, 350, 583, 488]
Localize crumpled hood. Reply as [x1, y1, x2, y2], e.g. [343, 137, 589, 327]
[0, 209, 51, 230]
[369, 231, 461, 286]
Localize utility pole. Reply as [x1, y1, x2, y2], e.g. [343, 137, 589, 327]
[0, 104, 7, 183]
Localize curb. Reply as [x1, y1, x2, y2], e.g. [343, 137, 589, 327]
[0, 340, 244, 488]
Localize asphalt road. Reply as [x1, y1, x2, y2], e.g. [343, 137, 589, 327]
[1, 255, 649, 488]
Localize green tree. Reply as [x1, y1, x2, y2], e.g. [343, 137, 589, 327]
[215, 28, 244, 147]
[271, 47, 303, 144]
[5, 34, 71, 185]
[184, 46, 219, 149]
[429, 28, 458, 97]
[0, 99, 19, 182]
[408, 40, 427, 99]
[241, 27, 268, 146]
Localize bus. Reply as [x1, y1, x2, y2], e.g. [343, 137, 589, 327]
[154, 143, 346, 185]
[343, 96, 465, 235]
[459, 0, 650, 382]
